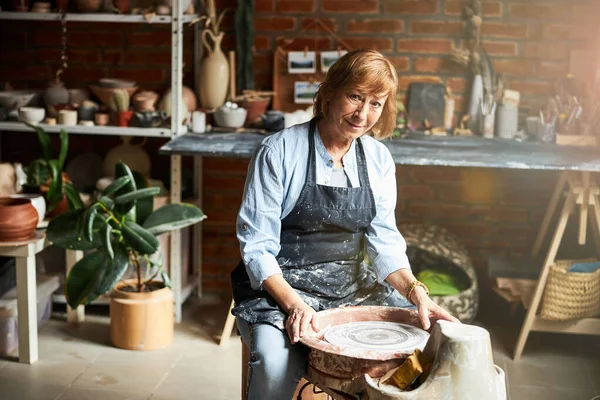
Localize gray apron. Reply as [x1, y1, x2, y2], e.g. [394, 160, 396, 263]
[231, 118, 411, 331]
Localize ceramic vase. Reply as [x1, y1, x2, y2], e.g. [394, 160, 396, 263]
[44, 81, 70, 117]
[468, 74, 483, 132]
[198, 31, 229, 109]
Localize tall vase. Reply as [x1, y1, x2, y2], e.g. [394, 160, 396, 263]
[468, 74, 483, 132]
[198, 31, 229, 110]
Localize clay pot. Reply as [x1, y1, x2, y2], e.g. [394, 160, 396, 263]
[110, 280, 174, 351]
[103, 136, 151, 177]
[76, 0, 101, 11]
[132, 91, 159, 112]
[237, 97, 270, 125]
[112, 110, 133, 127]
[113, 0, 129, 13]
[0, 198, 38, 242]
[43, 81, 69, 112]
[46, 194, 69, 218]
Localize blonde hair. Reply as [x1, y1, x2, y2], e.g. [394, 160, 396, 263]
[313, 49, 398, 139]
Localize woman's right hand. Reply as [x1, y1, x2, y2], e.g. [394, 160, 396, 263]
[285, 301, 319, 344]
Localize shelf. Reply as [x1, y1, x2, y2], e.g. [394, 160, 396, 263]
[0, 11, 199, 23]
[0, 121, 177, 138]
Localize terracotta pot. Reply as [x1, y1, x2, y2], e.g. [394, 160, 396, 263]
[76, 0, 101, 11]
[112, 110, 133, 127]
[56, 0, 69, 11]
[0, 198, 38, 242]
[113, 0, 128, 13]
[46, 194, 69, 218]
[198, 31, 229, 109]
[238, 97, 270, 125]
[110, 280, 174, 351]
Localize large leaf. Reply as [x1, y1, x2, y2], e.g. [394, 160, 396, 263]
[114, 187, 161, 204]
[65, 251, 105, 309]
[57, 129, 68, 172]
[143, 203, 206, 236]
[113, 162, 137, 216]
[101, 223, 114, 260]
[102, 176, 131, 197]
[92, 242, 129, 295]
[47, 209, 104, 250]
[63, 181, 84, 210]
[46, 159, 63, 210]
[27, 123, 52, 160]
[133, 171, 153, 226]
[122, 220, 159, 255]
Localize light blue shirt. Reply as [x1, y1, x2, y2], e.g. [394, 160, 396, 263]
[237, 121, 411, 290]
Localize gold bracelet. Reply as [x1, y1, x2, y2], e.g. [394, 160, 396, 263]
[406, 280, 429, 306]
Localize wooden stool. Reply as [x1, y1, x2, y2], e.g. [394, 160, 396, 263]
[241, 339, 330, 400]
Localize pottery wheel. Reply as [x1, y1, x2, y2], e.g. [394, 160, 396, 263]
[323, 321, 428, 353]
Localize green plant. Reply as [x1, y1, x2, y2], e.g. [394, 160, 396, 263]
[109, 90, 131, 112]
[26, 124, 82, 212]
[46, 161, 206, 309]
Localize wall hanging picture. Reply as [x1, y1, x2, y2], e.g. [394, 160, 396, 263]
[288, 51, 317, 74]
[320, 50, 347, 73]
[294, 81, 320, 104]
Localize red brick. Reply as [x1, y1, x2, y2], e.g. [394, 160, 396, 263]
[541, 24, 597, 41]
[508, 80, 553, 97]
[492, 59, 535, 76]
[572, 4, 600, 21]
[346, 19, 404, 34]
[509, 3, 567, 20]
[123, 50, 171, 65]
[398, 185, 435, 201]
[494, 225, 536, 239]
[204, 157, 249, 173]
[301, 18, 337, 32]
[522, 42, 569, 61]
[383, 0, 437, 15]
[396, 166, 411, 181]
[447, 77, 467, 93]
[0, 29, 27, 49]
[536, 61, 569, 79]
[30, 30, 62, 46]
[254, 35, 271, 50]
[389, 56, 411, 72]
[103, 49, 123, 64]
[255, 16, 296, 31]
[277, 0, 316, 13]
[411, 167, 463, 183]
[67, 32, 122, 48]
[398, 75, 443, 91]
[0, 66, 50, 82]
[276, 37, 333, 51]
[0, 49, 36, 63]
[62, 67, 109, 84]
[435, 184, 463, 202]
[481, 23, 528, 39]
[205, 175, 248, 189]
[445, 0, 502, 17]
[256, 0, 275, 12]
[253, 53, 272, 70]
[111, 68, 166, 84]
[444, 223, 491, 237]
[414, 57, 461, 73]
[397, 39, 454, 54]
[410, 21, 465, 36]
[480, 41, 518, 57]
[407, 203, 468, 218]
[322, 0, 378, 13]
[127, 31, 171, 47]
[339, 37, 393, 52]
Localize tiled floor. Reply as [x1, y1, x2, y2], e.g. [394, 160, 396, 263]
[0, 295, 598, 400]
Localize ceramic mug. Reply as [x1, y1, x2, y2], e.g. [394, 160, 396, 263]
[58, 109, 77, 126]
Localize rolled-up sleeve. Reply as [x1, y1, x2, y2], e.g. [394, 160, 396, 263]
[237, 143, 284, 290]
[365, 151, 411, 282]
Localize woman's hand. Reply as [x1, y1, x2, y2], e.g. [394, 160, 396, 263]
[285, 301, 319, 344]
[410, 286, 460, 330]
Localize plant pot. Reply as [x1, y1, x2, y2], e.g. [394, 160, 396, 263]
[110, 280, 174, 351]
[112, 110, 133, 127]
[45, 193, 69, 218]
[0, 198, 38, 242]
[113, 0, 129, 13]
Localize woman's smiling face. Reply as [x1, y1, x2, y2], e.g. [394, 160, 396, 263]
[324, 88, 389, 141]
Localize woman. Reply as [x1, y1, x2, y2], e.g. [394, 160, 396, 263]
[231, 49, 458, 399]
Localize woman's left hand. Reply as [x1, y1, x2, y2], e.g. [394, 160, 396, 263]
[411, 286, 460, 330]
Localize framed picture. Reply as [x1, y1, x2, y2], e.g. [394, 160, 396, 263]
[294, 81, 320, 104]
[288, 51, 317, 74]
[320, 50, 347, 73]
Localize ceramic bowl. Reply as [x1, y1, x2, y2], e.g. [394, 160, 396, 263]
[213, 107, 247, 128]
[0, 197, 38, 242]
[0, 91, 36, 111]
[98, 78, 137, 89]
[9, 194, 45, 227]
[89, 85, 138, 107]
[18, 107, 45, 125]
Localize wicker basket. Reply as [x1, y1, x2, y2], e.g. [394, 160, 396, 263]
[540, 259, 600, 321]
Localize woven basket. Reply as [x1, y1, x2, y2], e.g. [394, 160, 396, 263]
[540, 259, 600, 321]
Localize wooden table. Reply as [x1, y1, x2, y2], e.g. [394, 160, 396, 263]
[0, 232, 48, 364]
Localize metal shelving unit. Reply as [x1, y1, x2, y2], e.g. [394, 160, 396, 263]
[0, 4, 198, 323]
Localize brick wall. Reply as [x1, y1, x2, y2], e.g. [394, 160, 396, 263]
[1, 1, 599, 307]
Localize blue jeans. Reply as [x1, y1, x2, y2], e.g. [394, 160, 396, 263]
[237, 317, 308, 400]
